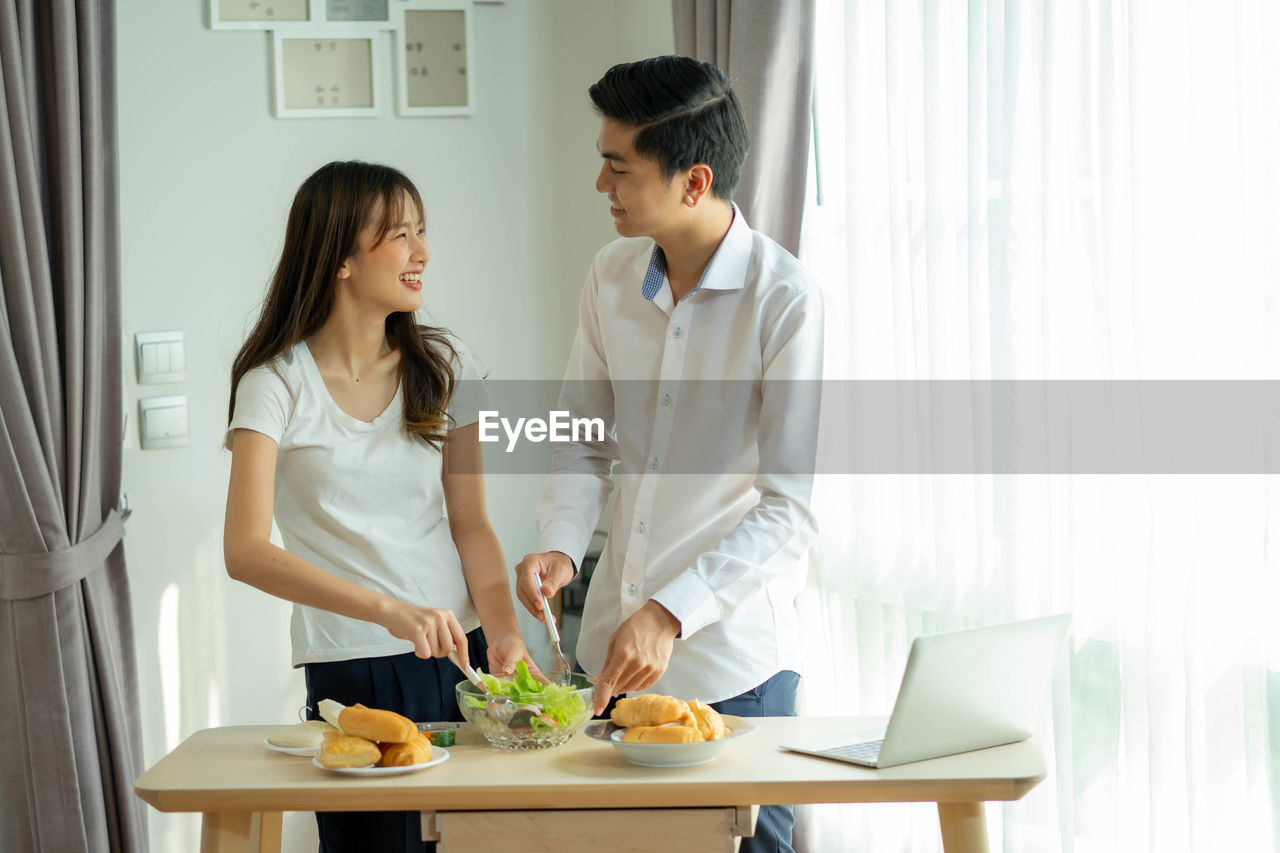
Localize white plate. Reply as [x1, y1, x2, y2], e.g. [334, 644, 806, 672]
[311, 746, 450, 776]
[263, 738, 320, 757]
[587, 715, 755, 768]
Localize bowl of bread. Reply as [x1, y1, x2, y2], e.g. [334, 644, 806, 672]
[585, 694, 755, 767]
[308, 699, 449, 775]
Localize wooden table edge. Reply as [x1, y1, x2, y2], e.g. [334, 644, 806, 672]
[133, 771, 1046, 814]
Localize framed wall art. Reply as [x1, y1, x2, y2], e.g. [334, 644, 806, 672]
[323, 0, 391, 25]
[271, 30, 387, 118]
[392, 1, 475, 117]
[209, 0, 315, 30]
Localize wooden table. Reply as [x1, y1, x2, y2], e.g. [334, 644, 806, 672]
[133, 717, 1044, 853]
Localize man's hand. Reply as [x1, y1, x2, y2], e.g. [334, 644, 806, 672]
[513, 551, 575, 622]
[591, 601, 681, 715]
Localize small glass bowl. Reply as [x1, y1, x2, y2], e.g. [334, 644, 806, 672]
[456, 673, 595, 750]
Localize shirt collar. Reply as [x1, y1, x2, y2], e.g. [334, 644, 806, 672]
[639, 202, 752, 302]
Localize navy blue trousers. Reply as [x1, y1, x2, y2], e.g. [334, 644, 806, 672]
[304, 629, 488, 853]
[710, 670, 801, 853]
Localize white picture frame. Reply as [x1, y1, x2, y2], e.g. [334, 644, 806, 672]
[392, 1, 475, 117]
[271, 30, 387, 118]
[210, 0, 398, 30]
[208, 0, 316, 31]
[321, 0, 392, 25]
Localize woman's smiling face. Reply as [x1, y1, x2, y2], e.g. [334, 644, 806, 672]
[338, 190, 429, 315]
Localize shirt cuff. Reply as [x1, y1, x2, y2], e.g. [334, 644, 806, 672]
[650, 571, 719, 639]
[538, 520, 593, 573]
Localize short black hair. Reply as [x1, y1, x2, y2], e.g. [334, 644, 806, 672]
[588, 55, 749, 201]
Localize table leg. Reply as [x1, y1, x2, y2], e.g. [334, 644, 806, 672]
[200, 811, 252, 853]
[198, 811, 284, 853]
[254, 811, 283, 853]
[937, 802, 989, 853]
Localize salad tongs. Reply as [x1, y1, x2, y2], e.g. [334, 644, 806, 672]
[449, 650, 515, 724]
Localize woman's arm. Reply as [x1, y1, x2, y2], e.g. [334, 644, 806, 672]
[442, 422, 533, 675]
[223, 427, 470, 664]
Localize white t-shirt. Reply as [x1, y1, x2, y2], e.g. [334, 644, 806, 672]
[227, 335, 491, 667]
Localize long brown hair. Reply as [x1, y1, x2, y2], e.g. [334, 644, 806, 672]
[228, 161, 456, 447]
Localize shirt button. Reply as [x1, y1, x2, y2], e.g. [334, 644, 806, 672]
[672, 327, 683, 339]
[661, 393, 671, 406]
[637, 521, 646, 533]
[627, 583, 638, 596]
[649, 457, 659, 470]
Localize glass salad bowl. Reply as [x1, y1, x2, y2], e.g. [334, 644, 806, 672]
[456, 663, 595, 750]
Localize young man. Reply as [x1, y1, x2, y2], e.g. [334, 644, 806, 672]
[515, 56, 823, 853]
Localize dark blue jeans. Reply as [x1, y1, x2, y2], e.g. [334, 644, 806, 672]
[711, 670, 801, 853]
[303, 629, 488, 853]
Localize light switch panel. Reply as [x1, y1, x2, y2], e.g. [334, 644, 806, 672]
[135, 331, 186, 384]
[139, 395, 189, 449]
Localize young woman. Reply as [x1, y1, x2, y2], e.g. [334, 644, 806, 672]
[223, 161, 530, 851]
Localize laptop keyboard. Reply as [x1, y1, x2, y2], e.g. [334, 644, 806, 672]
[820, 739, 884, 762]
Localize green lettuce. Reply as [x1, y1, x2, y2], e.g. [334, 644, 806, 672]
[476, 661, 587, 729]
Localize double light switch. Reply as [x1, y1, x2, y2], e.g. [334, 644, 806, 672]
[135, 331, 188, 449]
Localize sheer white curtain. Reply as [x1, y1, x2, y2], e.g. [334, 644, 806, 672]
[797, 1, 1280, 851]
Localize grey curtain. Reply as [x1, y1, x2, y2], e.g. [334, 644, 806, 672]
[0, 1, 146, 851]
[673, 0, 817, 255]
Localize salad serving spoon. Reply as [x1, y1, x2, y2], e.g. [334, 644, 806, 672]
[449, 650, 516, 724]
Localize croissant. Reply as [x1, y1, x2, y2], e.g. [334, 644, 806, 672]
[378, 732, 432, 767]
[318, 730, 381, 768]
[622, 724, 703, 743]
[687, 699, 726, 741]
[610, 694, 691, 728]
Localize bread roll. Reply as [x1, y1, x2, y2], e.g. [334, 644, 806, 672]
[610, 694, 691, 728]
[622, 724, 703, 744]
[378, 732, 432, 767]
[316, 699, 417, 744]
[687, 700, 726, 741]
[338, 703, 418, 744]
[318, 731, 381, 768]
[267, 719, 336, 749]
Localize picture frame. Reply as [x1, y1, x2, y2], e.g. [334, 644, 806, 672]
[321, 0, 392, 25]
[208, 0, 316, 31]
[210, 0, 396, 30]
[271, 30, 387, 118]
[392, 1, 475, 117]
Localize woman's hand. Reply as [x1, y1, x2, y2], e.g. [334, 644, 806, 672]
[485, 631, 536, 678]
[380, 601, 469, 667]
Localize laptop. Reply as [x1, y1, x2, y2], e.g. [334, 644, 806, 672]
[781, 614, 1069, 768]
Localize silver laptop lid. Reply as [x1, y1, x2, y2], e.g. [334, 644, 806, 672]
[875, 613, 1069, 768]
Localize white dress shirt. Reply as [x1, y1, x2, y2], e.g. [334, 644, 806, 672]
[537, 205, 824, 702]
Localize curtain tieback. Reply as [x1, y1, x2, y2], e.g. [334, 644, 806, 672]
[0, 508, 126, 600]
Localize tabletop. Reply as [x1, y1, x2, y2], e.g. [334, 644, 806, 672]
[134, 715, 1045, 814]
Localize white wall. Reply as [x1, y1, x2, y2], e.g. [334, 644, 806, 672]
[116, 2, 672, 849]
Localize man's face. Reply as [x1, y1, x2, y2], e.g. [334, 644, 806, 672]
[595, 118, 685, 240]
